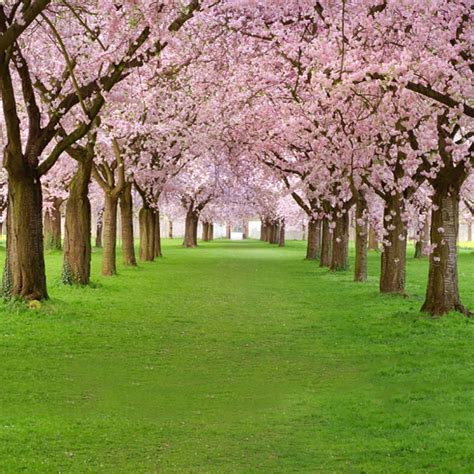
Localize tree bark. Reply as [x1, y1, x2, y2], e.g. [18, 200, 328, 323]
[278, 222, 285, 247]
[102, 194, 119, 276]
[44, 198, 62, 250]
[95, 208, 103, 248]
[320, 218, 332, 267]
[120, 183, 136, 266]
[209, 223, 214, 241]
[330, 212, 350, 272]
[202, 222, 210, 242]
[421, 185, 468, 316]
[467, 223, 472, 242]
[415, 217, 430, 258]
[63, 159, 92, 285]
[380, 195, 407, 294]
[139, 207, 155, 261]
[414, 240, 423, 259]
[306, 219, 321, 260]
[154, 210, 162, 258]
[368, 225, 379, 251]
[226, 223, 232, 239]
[183, 210, 199, 247]
[168, 219, 173, 239]
[270, 223, 280, 244]
[3, 172, 48, 300]
[243, 221, 249, 239]
[354, 197, 368, 282]
[260, 220, 266, 241]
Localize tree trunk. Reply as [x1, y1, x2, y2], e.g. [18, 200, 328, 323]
[44, 198, 62, 251]
[414, 216, 430, 258]
[209, 223, 214, 241]
[193, 213, 199, 245]
[154, 210, 162, 258]
[421, 185, 468, 316]
[168, 219, 173, 239]
[183, 210, 199, 247]
[414, 240, 423, 259]
[270, 223, 280, 244]
[320, 219, 332, 267]
[102, 194, 119, 276]
[139, 207, 155, 261]
[120, 183, 136, 266]
[268, 224, 274, 243]
[95, 208, 103, 248]
[380, 195, 407, 294]
[306, 219, 321, 260]
[368, 225, 379, 251]
[278, 222, 285, 247]
[330, 212, 350, 271]
[226, 223, 231, 239]
[354, 198, 368, 282]
[467, 223, 472, 242]
[260, 221, 266, 241]
[243, 221, 249, 239]
[63, 159, 92, 285]
[3, 172, 48, 300]
[202, 222, 210, 242]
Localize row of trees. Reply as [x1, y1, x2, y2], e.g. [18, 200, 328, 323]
[0, 0, 472, 317]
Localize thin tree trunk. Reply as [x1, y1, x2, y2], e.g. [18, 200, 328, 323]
[95, 208, 103, 248]
[120, 183, 136, 266]
[421, 185, 468, 316]
[63, 159, 92, 285]
[270, 223, 279, 244]
[354, 197, 368, 282]
[139, 206, 155, 261]
[183, 210, 199, 247]
[380, 195, 407, 294]
[415, 216, 430, 258]
[260, 220, 266, 241]
[202, 222, 210, 242]
[278, 222, 285, 247]
[102, 194, 119, 276]
[226, 223, 231, 239]
[3, 173, 48, 300]
[193, 213, 198, 245]
[330, 212, 350, 271]
[320, 218, 332, 267]
[168, 219, 173, 239]
[209, 223, 214, 241]
[243, 221, 249, 239]
[265, 220, 272, 242]
[44, 198, 62, 251]
[414, 240, 423, 259]
[269, 224, 274, 243]
[306, 219, 321, 260]
[368, 225, 379, 251]
[467, 223, 472, 242]
[154, 210, 162, 258]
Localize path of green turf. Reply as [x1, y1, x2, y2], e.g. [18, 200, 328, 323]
[0, 240, 473, 472]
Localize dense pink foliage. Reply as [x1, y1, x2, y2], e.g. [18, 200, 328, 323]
[0, 0, 472, 230]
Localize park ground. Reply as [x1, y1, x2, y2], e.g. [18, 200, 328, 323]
[0, 240, 473, 472]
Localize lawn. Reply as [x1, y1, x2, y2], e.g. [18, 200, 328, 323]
[0, 239, 473, 472]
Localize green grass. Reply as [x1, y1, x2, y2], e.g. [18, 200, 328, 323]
[0, 239, 473, 472]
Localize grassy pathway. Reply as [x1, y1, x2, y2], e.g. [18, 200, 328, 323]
[0, 240, 473, 472]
